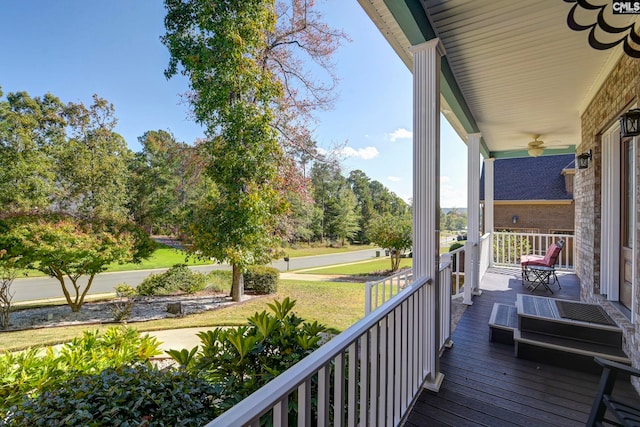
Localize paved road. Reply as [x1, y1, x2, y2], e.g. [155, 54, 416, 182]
[268, 248, 382, 271]
[11, 248, 382, 302]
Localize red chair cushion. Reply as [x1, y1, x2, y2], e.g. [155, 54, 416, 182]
[521, 243, 562, 267]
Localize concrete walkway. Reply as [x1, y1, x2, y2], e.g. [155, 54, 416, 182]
[151, 327, 214, 352]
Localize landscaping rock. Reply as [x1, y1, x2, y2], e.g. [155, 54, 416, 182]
[5, 292, 256, 331]
[166, 302, 183, 316]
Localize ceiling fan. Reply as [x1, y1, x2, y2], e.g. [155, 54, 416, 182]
[527, 135, 546, 157]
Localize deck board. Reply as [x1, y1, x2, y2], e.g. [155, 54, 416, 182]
[404, 269, 640, 426]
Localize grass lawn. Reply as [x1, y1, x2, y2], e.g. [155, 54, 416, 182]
[297, 258, 412, 276]
[0, 279, 366, 352]
[17, 245, 212, 278]
[106, 246, 212, 272]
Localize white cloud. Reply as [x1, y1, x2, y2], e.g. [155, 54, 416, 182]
[387, 176, 402, 182]
[389, 128, 413, 142]
[440, 175, 467, 208]
[339, 146, 379, 160]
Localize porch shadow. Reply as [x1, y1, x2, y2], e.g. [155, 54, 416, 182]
[404, 268, 638, 427]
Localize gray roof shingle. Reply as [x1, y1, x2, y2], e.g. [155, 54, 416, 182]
[480, 154, 575, 201]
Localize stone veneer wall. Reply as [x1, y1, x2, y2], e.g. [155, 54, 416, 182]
[577, 54, 640, 371]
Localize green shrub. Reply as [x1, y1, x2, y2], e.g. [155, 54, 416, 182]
[0, 327, 161, 413]
[111, 283, 137, 322]
[493, 232, 532, 263]
[449, 242, 464, 252]
[137, 264, 206, 296]
[136, 273, 166, 296]
[167, 298, 326, 414]
[244, 265, 279, 294]
[7, 365, 220, 426]
[114, 283, 137, 298]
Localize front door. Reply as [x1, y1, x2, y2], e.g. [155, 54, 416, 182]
[620, 137, 633, 309]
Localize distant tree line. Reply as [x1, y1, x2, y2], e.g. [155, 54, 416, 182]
[440, 208, 467, 232]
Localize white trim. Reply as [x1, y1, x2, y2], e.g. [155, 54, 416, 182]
[601, 124, 621, 300]
[632, 135, 637, 323]
[491, 200, 574, 206]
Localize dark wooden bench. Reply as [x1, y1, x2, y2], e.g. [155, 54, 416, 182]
[587, 357, 640, 426]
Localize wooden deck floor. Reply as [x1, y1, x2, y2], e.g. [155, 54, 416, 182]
[404, 268, 640, 427]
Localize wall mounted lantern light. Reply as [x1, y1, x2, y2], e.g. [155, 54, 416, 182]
[620, 109, 640, 137]
[512, 215, 518, 224]
[577, 150, 592, 169]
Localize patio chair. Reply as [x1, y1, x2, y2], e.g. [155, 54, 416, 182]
[587, 357, 640, 427]
[521, 239, 564, 286]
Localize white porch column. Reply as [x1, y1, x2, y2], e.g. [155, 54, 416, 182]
[484, 157, 495, 267]
[409, 38, 445, 392]
[463, 133, 482, 305]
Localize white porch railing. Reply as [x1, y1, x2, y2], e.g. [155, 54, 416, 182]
[437, 260, 454, 351]
[365, 253, 465, 316]
[478, 232, 491, 277]
[492, 231, 575, 270]
[364, 260, 453, 356]
[205, 275, 438, 426]
[365, 268, 413, 314]
[447, 246, 465, 295]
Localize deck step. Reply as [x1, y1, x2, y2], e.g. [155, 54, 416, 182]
[514, 329, 630, 373]
[516, 294, 623, 347]
[484, 295, 631, 373]
[488, 303, 517, 344]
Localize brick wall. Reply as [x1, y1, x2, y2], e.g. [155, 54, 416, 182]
[493, 203, 574, 234]
[578, 54, 640, 367]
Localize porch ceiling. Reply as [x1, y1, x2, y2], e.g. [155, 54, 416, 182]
[358, 0, 639, 158]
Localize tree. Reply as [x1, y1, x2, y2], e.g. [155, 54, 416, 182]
[0, 250, 20, 329]
[328, 187, 360, 246]
[0, 213, 153, 312]
[54, 96, 132, 219]
[127, 130, 209, 235]
[163, 0, 287, 301]
[0, 89, 135, 220]
[264, 0, 348, 163]
[368, 213, 413, 272]
[348, 170, 374, 243]
[309, 161, 344, 242]
[162, 0, 347, 300]
[441, 208, 467, 231]
[0, 89, 64, 212]
[280, 190, 315, 244]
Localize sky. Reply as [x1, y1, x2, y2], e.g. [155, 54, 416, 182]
[0, 1, 468, 208]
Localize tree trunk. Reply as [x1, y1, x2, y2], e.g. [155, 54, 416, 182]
[231, 264, 244, 302]
[391, 251, 401, 272]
